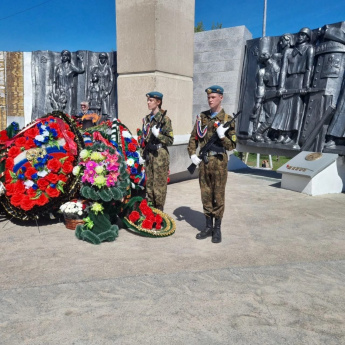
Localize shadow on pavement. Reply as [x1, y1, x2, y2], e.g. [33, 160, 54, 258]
[231, 167, 282, 180]
[173, 206, 204, 232]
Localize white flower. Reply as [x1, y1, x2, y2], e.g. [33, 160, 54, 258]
[78, 211, 83, 216]
[80, 149, 89, 159]
[35, 135, 45, 142]
[24, 180, 34, 189]
[37, 170, 48, 177]
[95, 165, 104, 174]
[72, 166, 81, 176]
[42, 130, 49, 137]
[126, 158, 135, 166]
[40, 125, 47, 130]
[122, 131, 131, 138]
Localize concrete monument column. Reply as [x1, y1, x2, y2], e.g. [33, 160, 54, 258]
[116, 0, 195, 139]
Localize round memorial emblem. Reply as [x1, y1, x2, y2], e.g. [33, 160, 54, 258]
[305, 152, 323, 161]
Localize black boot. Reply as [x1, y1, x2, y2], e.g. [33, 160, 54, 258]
[252, 123, 270, 142]
[212, 218, 222, 243]
[196, 216, 213, 240]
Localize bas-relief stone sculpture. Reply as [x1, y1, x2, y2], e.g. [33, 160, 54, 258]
[32, 50, 117, 120]
[237, 21, 345, 155]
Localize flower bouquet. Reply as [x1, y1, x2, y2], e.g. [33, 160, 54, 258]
[59, 200, 86, 230]
[74, 142, 130, 203]
[1, 111, 84, 220]
[122, 197, 176, 237]
[111, 119, 146, 191]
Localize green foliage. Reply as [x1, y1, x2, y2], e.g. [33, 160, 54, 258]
[98, 189, 112, 202]
[194, 21, 205, 32]
[75, 209, 119, 245]
[211, 22, 223, 30]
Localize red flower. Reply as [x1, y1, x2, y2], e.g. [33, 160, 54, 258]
[128, 211, 140, 223]
[11, 193, 22, 207]
[25, 167, 38, 179]
[66, 155, 75, 163]
[62, 161, 73, 174]
[0, 130, 9, 142]
[134, 178, 140, 184]
[58, 174, 68, 183]
[27, 188, 37, 198]
[15, 137, 26, 148]
[167, 177, 170, 183]
[5, 158, 14, 170]
[5, 171, 12, 184]
[25, 127, 40, 139]
[37, 178, 49, 191]
[24, 139, 36, 150]
[47, 158, 62, 173]
[8, 146, 21, 158]
[66, 131, 75, 140]
[13, 181, 25, 194]
[36, 193, 49, 206]
[46, 187, 60, 198]
[128, 143, 137, 152]
[142, 219, 153, 229]
[131, 138, 138, 145]
[155, 214, 163, 225]
[5, 183, 15, 196]
[46, 173, 59, 184]
[21, 196, 35, 211]
[155, 223, 162, 230]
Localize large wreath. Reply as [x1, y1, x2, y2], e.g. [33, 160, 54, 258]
[1, 111, 84, 220]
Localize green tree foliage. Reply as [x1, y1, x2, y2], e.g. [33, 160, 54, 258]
[211, 22, 223, 30]
[194, 21, 205, 32]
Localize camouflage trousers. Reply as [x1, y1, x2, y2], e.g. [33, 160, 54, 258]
[199, 153, 228, 219]
[145, 147, 170, 209]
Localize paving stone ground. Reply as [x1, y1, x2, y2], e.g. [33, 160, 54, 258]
[1, 169, 344, 345]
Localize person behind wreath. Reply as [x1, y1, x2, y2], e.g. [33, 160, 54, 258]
[187, 85, 236, 243]
[140, 91, 174, 211]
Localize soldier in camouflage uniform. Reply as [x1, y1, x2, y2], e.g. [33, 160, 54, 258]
[141, 91, 174, 211]
[188, 85, 236, 243]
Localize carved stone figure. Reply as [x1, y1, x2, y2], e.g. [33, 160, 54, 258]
[300, 23, 345, 151]
[87, 73, 102, 113]
[271, 28, 315, 146]
[52, 50, 85, 114]
[251, 37, 281, 143]
[90, 52, 114, 116]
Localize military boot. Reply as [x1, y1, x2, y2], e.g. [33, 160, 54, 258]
[252, 123, 270, 142]
[212, 218, 222, 243]
[196, 216, 213, 240]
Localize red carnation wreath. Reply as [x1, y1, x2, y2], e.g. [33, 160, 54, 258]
[1, 112, 84, 220]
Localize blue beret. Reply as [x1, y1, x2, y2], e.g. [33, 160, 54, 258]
[146, 91, 163, 100]
[205, 85, 224, 94]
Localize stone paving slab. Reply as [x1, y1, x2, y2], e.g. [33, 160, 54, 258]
[0, 171, 344, 344]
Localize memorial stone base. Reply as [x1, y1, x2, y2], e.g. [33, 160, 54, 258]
[277, 151, 345, 196]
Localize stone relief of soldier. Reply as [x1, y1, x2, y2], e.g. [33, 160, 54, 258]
[50, 50, 85, 114]
[299, 23, 345, 151]
[90, 52, 114, 118]
[270, 27, 315, 148]
[238, 21, 345, 154]
[250, 36, 281, 143]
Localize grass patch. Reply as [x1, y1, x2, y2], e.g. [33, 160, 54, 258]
[233, 152, 290, 171]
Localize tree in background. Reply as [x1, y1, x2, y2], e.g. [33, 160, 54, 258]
[194, 21, 223, 32]
[194, 21, 205, 32]
[211, 22, 223, 30]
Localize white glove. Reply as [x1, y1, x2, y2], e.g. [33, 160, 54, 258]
[216, 124, 227, 139]
[191, 154, 202, 166]
[152, 125, 160, 138]
[139, 154, 145, 165]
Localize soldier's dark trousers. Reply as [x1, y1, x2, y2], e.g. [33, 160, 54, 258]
[198, 153, 228, 219]
[145, 148, 169, 210]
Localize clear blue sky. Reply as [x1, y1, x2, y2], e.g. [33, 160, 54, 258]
[0, 0, 344, 52]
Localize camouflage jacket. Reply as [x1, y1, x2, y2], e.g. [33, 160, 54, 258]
[187, 108, 236, 156]
[141, 110, 174, 148]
